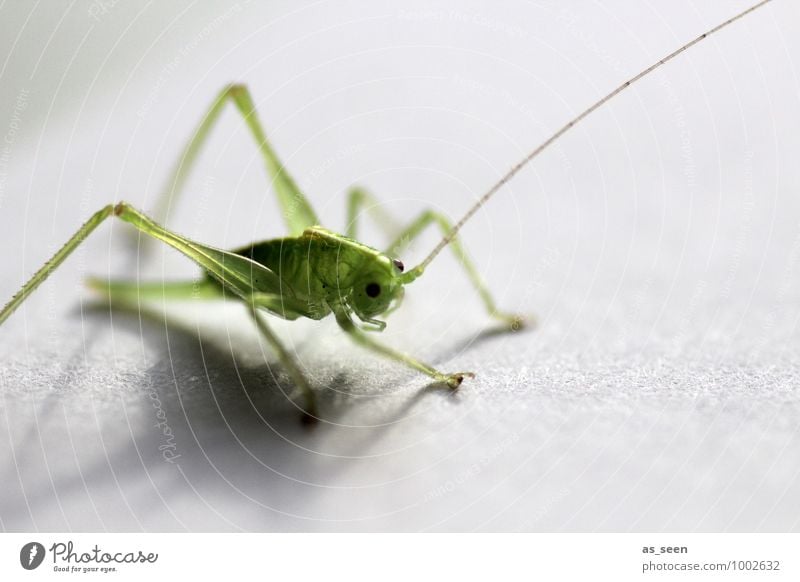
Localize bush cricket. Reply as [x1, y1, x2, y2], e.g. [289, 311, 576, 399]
[0, 0, 776, 422]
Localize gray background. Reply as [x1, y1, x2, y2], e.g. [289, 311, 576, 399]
[0, 0, 799, 531]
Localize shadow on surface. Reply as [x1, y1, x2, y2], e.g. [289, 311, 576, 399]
[81, 297, 520, 431]
[1, 297, 522, 531]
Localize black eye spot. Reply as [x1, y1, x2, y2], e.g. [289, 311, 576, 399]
[365, 283, 381, 298]
[392, 259, 404, 272]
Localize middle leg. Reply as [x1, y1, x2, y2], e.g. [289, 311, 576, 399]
[344, 186, 402, 240]
[390, 210, 527, 330]
[151, 84, 319, 236]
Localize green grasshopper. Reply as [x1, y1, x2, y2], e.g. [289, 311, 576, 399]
[0, 1, 773, 422]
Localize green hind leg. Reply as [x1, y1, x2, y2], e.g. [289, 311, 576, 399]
[151, 83, 319, 236]
[1, 202, 247, 324]
[85, 278, 321, 419]
[0, 201, 287, 314]
[86, 278, 221, 303]
[0, 205, 117, 325]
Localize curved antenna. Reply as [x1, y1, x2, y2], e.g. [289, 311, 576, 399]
[414, 0, 774, 273]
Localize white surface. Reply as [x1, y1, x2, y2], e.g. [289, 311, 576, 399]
[1, 0, 799, 531]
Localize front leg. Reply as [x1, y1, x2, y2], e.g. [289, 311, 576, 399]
[333, 305, 473, 388]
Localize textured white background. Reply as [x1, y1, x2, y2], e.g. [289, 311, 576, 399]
[0, 0, 799, 531]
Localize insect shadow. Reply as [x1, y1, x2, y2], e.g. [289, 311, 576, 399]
[77, 296, 498, 432]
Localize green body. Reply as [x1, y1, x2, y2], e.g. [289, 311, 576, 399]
[225, 227, 405, 324]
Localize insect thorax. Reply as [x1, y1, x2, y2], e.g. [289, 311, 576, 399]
[229, 227, 394, 305]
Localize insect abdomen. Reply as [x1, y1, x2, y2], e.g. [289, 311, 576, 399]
[225, 236, 346, 318]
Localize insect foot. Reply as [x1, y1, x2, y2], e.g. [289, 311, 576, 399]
[300, 411, 319, 427]
[493, 312, 530, 332]
[446, 372, 475, 389]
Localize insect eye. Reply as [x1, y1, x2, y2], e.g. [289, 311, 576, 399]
[392, 259, 404, 272]
[365, 283, 381, 298]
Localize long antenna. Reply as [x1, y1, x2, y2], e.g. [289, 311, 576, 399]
[415, 0, 774, 273]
